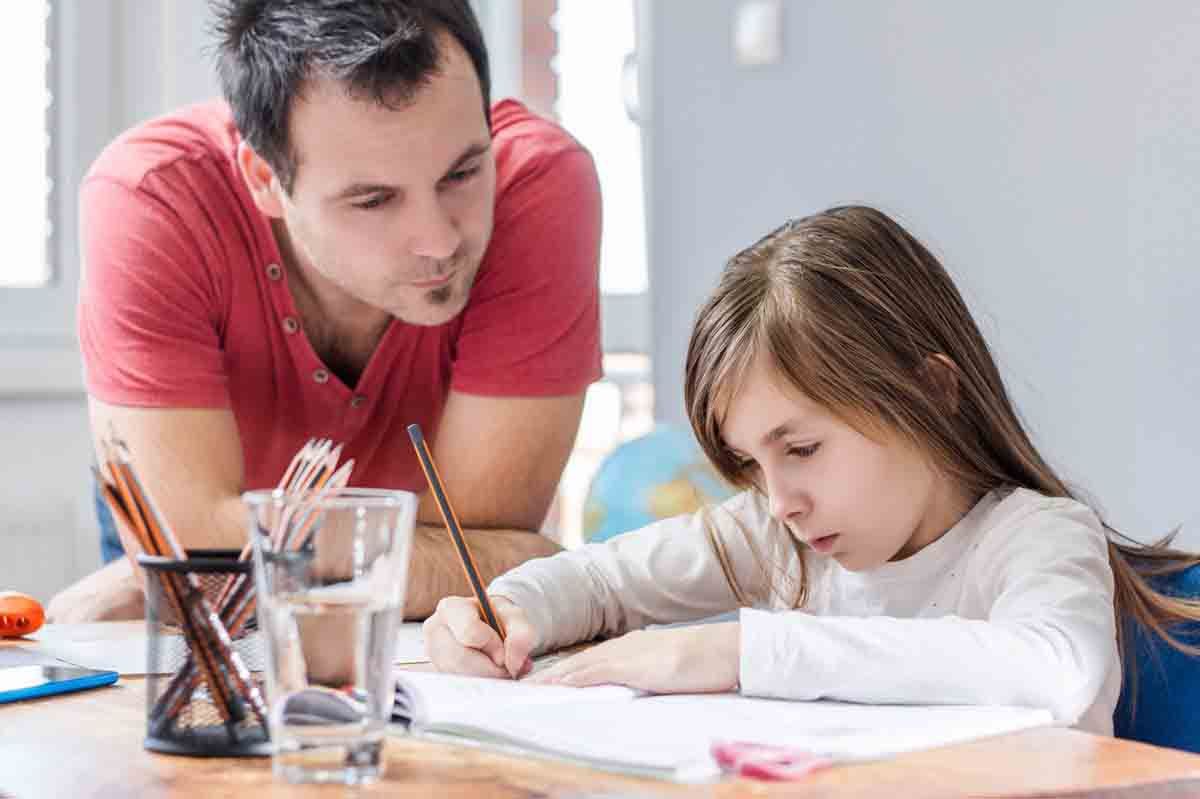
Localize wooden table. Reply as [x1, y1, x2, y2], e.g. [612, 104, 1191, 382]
[4, 625, 1200, 798]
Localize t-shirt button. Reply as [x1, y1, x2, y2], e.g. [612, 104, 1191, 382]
[266, 263, 283, 281]
[350, 395, 367, 409]
[282, 317, 299, 334]
[312, 368, 329, 384]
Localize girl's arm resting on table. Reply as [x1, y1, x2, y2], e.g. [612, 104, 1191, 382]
[739, 510, 1116, 725]
[489, 491, 775, 655]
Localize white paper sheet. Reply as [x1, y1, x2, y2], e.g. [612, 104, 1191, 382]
[393, 622, 428, 664]
[31, 633, 264, 675]
[19, 621, 428, 675]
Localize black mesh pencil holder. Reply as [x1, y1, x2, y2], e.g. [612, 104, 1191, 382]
[138, 549, 271, 757]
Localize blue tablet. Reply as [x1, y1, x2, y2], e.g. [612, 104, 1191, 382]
[0, 664, 119, 704]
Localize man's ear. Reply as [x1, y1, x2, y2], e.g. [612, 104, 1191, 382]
[919, 353, 961, 413]
[236, 140, 285, 219]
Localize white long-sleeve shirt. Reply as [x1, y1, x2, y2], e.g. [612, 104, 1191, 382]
[489, 487, 1121, 735]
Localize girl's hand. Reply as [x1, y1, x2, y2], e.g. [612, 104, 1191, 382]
[424, 595, 537, 679]
[526, 622, 740, 694]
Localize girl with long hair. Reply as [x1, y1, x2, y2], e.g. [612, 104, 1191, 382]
[423, 205, 1200, 733]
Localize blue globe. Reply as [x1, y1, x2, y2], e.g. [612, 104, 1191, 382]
[583, 425, 735, 543]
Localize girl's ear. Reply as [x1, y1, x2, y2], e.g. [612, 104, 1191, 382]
[919, 353, 961, 413]
[236, 140, 285, 219]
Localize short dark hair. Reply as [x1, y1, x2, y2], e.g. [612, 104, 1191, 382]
[212, 0, 491, 193]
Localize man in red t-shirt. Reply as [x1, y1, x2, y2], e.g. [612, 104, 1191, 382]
[48, 1, 601, 622]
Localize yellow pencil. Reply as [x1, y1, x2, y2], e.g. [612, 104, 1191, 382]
[407, 423, 506, 640]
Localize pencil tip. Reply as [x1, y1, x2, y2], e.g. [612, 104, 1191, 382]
[406, 424, 423, 444]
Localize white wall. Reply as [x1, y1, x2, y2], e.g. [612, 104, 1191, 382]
[112, 1, 220, 124]
[0, 2, 218, 602]
[0, 399, 95, 601]
[641, 1, 1200, 545]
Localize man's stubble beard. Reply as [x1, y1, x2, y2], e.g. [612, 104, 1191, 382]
[401, 259, 478, 325]
[428, 283, 455, 306]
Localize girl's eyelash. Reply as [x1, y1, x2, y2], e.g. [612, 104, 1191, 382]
[729, 442, 818, 470]
[352, 194, 389, 210]
[787, 443, 821, 458]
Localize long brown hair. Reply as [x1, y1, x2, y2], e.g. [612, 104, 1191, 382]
[684, 205, 1200, 669]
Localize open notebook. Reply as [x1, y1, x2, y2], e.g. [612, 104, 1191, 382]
[391, 671, 1055, 782]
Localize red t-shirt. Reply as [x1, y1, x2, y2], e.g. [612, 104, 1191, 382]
[78, 99, 602, 492]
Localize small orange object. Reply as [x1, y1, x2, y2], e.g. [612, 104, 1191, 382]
[0, 591, 45, 638]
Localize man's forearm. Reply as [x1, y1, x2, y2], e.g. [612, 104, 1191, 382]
[182, 495, 254, 550]
[404, 524, 562, 619]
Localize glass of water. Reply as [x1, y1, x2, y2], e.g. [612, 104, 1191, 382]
[243, 488, 417, 785]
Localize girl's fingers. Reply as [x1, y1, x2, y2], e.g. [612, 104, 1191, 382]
[558, 663, 619, 688]
[495, 608, 537, 678]
[533, 655, 619, 689]
[526, 649, 594, 685]
[437, 596, 505, 667]
[425, 619, 508, 679]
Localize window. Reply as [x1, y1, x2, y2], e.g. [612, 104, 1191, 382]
[556, 0, 647, 297]
[2, 1, 52, 289]
[475, 1, 654, 545]
[0, 2, 114, 394]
